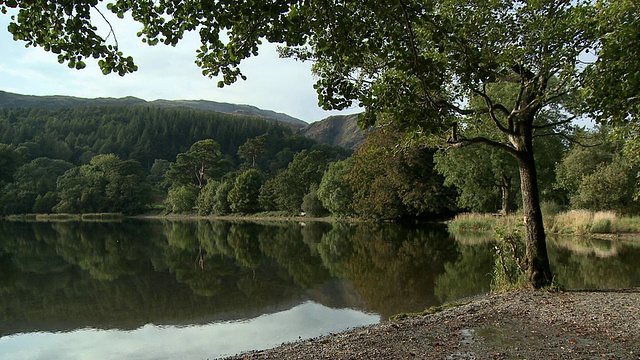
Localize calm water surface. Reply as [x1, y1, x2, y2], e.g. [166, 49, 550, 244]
[1, 219, 639, 359]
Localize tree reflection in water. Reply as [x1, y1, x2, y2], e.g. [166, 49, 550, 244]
[1, 219, 639, 338]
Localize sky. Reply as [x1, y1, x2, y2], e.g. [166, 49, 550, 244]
[0, 10, 361, 124]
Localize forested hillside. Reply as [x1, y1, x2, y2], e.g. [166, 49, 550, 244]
[0, 105, 289, 167]
[0, 100, 355, 216]
[0, 91, 307, 129]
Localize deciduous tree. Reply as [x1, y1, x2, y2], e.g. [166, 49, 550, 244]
[1, 0, 609, 288]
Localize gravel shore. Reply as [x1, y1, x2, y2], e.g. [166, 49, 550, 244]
[224, 289, 640, 359]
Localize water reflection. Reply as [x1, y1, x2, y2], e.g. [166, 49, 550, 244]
[1, 219, 639, 359]
[548, 235, 640, 290]
[0, 220, 462, 336]
[0, 301, 379, 360]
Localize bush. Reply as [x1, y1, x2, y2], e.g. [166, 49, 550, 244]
[590, 219, 613, 234]
[196, 180, 219, 215]
[301, 184, 328, 217]
[491, 226, 529, 292]
[164, 185, 198, 214]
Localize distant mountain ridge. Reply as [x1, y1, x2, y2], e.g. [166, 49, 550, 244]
[0, 90, 307, 129]
[299, 114, 367, 150]
[0, 90, 369, 149]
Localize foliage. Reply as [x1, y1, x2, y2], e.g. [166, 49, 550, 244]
[1, 157, 74, 214]
[581, 1, 640, 198]
[572, 157, 640, 214]
[270, 150, 328, 212]
[148, 159, 170, 187]
[301, 183, 327, 217]
[53, 154, 152, 214]
[228, 169, 265, 214]
[258, 177, 279, 212]
[3, 0, 634, 289]
[0, 143, 24, 186]
[491, 226, 529, 292]
[163, 185, 198, 214]
[0, 104, 345, 215]
[555, 133, 639, 214]
[237, 134, 268, 168]
[582, 0, 640, 126]
[434, 146, 516, 214]
[288, 0, 596, 287]
[196, 180, 220, 216]
[0, 106, 283, 167]
[317, 158, 355, 218]
[346, 127, 455, 220]
[212, 180, 233, 215]
[164, 139, 225, 189]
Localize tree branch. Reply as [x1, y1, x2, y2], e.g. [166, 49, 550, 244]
[532, 114, 576, 129]
[470, 86, 513, 135]
[448, 136, 519, 158]
[93, 5, 118, 47]
[532, 131, 603, 148]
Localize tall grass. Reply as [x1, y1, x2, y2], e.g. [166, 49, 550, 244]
[451, 210, 640, 236]
[448, 213, 522, 233]
[549, 210, 640, 234]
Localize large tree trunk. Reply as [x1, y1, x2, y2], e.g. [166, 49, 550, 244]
[517, 148, 553, 288]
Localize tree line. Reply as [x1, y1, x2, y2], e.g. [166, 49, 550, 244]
[0, 105, 353, 215]
[1, 104, 636, 219]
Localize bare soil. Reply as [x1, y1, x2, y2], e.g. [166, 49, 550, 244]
[224, 289, 640, 359]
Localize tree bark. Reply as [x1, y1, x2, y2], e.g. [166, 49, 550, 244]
[499, 175, 514, 215]
[517, 147, 553, 288]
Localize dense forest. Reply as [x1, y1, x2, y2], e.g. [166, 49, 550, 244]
[0, 104, 356, 216]
[1, 102, 638, 219]
[0, 105, 293, 166]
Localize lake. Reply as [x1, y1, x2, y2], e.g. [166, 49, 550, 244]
[1, 219, 639, 359]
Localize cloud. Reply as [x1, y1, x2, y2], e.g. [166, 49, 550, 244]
[0, 10, 361, 123]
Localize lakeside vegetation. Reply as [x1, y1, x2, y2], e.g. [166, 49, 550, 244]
[2, 106, 639, 227]
[449, 211, 640, 236]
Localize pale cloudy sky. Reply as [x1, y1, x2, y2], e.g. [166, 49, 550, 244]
[0, 10, 361, 124]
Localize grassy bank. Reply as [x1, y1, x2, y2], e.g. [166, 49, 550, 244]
[4, 213, 124, 222]
[449, 210, 640, 236]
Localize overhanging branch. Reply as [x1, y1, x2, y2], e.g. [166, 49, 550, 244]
[448, 136, 519, 158]
[532, 114, 576, 129]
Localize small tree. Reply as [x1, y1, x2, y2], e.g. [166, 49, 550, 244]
[228, 169, 264, 214]
[196, 180, 220, 216]
[164, 185, 198, 214]
[212, 180, 233, 215]
[318, 159, 355, 218]
[302, 183, 328, 217]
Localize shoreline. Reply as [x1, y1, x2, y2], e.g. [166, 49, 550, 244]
[223, 289, 640, 359]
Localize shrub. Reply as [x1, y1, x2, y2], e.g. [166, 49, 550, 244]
[302, 184, 328, 217]
[491, 226, 529, 292]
